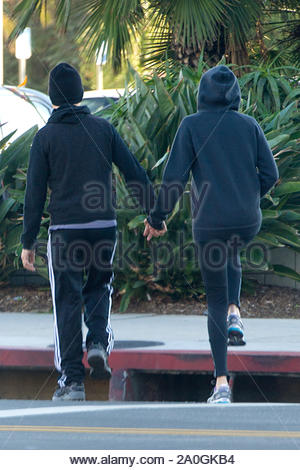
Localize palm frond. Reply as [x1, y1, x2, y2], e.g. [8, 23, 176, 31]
[148, 0, 228, 48]
[76, 0, 144, 72]
[56, 0, 72, 32]
[142, 0, 230, 69]
[225, 0, 263, 48]
[9, 0, 43, 41]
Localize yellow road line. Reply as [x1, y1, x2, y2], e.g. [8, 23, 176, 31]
[0, 425, 299, 439]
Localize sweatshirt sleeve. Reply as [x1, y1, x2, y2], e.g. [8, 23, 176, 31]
[148, 118, 195, 230]
[21, 133, 49, 250]
[111, 125, 155, 214]
[256, 124, 279, 198]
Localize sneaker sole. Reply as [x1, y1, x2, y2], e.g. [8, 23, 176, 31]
[208, 399, 231, 404]
[88, 351, 112, 380]
[52, 393, 85, 401]
[228, 328, 246, 346]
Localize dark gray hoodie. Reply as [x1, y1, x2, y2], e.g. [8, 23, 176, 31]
[148, 65, 279, 241]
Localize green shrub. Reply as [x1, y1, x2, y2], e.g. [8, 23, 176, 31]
[1, 60, 299, 311]
[0, 127, 49, 280]
[106, 62, 300, 308]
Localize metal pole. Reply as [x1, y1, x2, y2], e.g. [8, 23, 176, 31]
[0, 0, 3, 85]
[97, 64, 103, 90]
[18, 58, 26, 84]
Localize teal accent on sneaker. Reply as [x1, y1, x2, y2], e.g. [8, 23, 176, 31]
[227, 314, 246, 346]
[207, 385, 231, 404]
[228, 326, 243, 335]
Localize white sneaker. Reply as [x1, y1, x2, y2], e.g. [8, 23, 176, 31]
[207, 385, 231, 404]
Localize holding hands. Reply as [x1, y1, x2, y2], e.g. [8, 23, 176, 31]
[143, 219, 167, 242]
[21, 219, 167, 273]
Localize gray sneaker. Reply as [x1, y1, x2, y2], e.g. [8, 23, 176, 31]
[207, 385, 231, 404]
[228, 314, 246, 346]
[87, 342, 112, 380]
[52, 382, 85, 401]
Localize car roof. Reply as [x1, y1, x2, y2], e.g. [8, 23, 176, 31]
[83, 89, 125, 99]
[3, 85, 52, 108]
[0, 86, 48, 141]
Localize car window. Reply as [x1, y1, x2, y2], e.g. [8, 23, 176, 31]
[0, 88, 45, 141]
[81, 97, 115, 114]
[29, 100, 51, 123]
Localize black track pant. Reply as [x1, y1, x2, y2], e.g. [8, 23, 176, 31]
[197, 228, 258, 378]
[47, 226, 117, 386]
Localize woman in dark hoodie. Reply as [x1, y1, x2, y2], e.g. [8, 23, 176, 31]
[144, 65, 279, 403]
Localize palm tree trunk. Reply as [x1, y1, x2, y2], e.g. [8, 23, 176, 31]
[256, 19, 267, 60]
[173, 27, 226, 68]
[173, 40, 202, 68]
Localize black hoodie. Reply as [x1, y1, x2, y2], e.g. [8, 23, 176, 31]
[21, 104, 155, 249]
[148, 65, 279, 241]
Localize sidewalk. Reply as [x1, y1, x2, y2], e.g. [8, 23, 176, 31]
[0, 312, 299, 352]
[1, 311, 299, 400]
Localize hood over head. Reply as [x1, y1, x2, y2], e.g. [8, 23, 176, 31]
[197, 65, 241, 111]
[47, 104, 90, 124]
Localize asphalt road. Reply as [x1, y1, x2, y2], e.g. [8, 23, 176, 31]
[0, 401, 300, 450]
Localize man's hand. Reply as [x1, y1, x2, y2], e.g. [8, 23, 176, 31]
[143, 219, 167, 242]
[21, 249, 36, 272]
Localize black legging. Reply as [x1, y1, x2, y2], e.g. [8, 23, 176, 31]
[197, 232, 255, 378]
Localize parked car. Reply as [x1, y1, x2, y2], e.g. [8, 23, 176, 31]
[0, 86, 52, 141]
[5, 86, 52, 120]
[0, 86, 124, 143]
[81, 89, 124, 114]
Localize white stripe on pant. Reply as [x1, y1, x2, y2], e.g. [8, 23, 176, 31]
[47, 230, 117, 385]
[47, 231, 62, 374]
[106, 240, 117, 355]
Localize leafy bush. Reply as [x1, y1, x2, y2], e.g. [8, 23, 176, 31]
[1, 60, 300, 311]
[106, 61, 300, 308]
[0, 127, 49, 280]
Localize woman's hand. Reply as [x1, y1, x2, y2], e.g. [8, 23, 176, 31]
[143, 219, 167, 242]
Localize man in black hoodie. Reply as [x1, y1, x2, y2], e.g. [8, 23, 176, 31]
[144, 65, 279, 403]
[21, 63, 155, 401]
